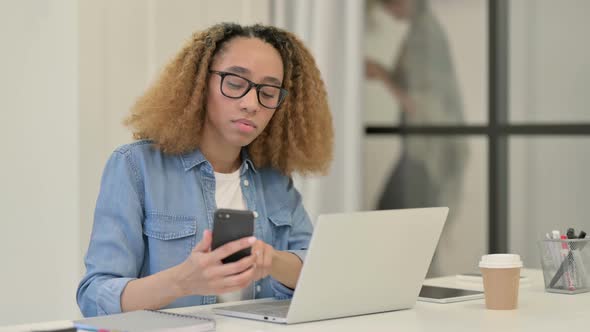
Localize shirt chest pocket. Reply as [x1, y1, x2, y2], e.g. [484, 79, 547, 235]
[267, 209, 292, 250]
[143, 213, 197, 273]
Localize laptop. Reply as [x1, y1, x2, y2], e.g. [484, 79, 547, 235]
[213, 207, 449, 324]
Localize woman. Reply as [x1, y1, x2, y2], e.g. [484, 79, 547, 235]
[77, 23, 333, 317]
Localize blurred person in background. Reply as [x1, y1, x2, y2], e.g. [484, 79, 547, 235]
[365, 0, 468, 276]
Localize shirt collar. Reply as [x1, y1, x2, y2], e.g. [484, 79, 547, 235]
[240, 148, 258, 174]
[180, 147, 258, 174]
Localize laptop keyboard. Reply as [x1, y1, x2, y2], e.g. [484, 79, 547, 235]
[220, 300, 291, 318]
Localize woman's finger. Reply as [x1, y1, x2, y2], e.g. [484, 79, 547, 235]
[192, 230, 212, 253]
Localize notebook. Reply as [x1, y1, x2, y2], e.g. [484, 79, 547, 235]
[74, 309, 215, 332]
[213, 207, 449, 324]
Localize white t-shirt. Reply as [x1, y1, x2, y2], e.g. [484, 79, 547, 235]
[214, 168, 246, 211]
[214, 167, 253, 303]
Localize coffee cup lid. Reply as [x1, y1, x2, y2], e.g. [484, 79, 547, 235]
[479, 254, 523, 268]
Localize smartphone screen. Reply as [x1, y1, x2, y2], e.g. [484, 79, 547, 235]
[211, 209, 255, 264]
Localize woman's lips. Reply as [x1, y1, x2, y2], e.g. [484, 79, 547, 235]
[233, 119, 257, 133]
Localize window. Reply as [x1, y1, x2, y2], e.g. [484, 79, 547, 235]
[363, 0, 590, 275]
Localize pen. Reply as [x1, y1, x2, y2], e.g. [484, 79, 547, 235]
[566, 228, 576, 239]
[566, 227, 578, 287]
[551, 230, 565, 287]
[560, 235, 575, 290]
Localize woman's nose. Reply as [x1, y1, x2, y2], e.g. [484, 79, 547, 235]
[238, 88, 260, 113]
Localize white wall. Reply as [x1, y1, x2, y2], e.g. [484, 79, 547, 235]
[0, 0, 80, 325]
[1, 0, 270, 326]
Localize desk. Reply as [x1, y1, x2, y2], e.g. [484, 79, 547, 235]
[4, 269, 588, 332]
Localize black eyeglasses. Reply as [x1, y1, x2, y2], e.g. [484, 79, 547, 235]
[209, 70, 288, 109]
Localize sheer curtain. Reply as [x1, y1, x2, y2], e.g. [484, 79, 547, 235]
[271, 0, 364, 221]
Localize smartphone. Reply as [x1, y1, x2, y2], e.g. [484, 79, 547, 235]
[211, 208, 255, 264]
[418, 285, 484, 304]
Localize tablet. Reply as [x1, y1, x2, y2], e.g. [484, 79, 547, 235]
[417, 285, 484, 303]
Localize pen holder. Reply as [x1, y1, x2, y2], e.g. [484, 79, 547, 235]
[538, 238, 590, 294]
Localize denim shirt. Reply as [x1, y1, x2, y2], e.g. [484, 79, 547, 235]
[76, 140, 313, 317]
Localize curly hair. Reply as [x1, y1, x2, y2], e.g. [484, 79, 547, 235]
[124, 23, 333, 176]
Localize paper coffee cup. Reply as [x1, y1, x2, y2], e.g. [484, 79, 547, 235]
[479, 254, 523, 310]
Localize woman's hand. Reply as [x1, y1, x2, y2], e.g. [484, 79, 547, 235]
[251, 240, 276, 281]
[175, 230, 258, 296]
[366, 58, 416, 114]
[365, 59, 389, 81]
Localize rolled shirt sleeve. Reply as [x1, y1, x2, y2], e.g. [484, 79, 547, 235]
[77, 149, 145, 317]
[270, 177, 313, 298]
[95, 277, 136, 316]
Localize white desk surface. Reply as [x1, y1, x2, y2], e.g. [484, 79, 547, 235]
[4, 269, 588, 332]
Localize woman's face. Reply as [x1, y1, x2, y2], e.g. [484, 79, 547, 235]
[385, 0, 415, 20]
[204, 37, 284, 149]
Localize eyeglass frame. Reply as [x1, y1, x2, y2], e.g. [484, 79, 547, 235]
[209, 70, 289, 109]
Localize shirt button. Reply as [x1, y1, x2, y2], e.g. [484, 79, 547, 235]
[256, 285, 261, 292]
[243, 179, 249, 186]
[253, 211, 259, 218]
